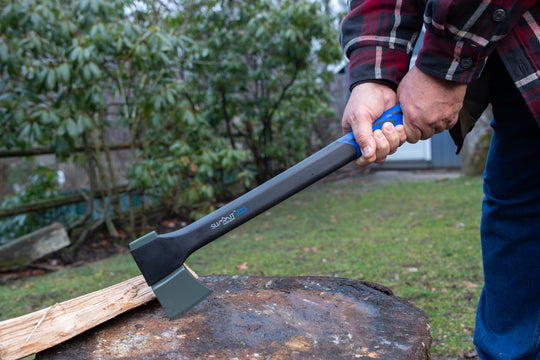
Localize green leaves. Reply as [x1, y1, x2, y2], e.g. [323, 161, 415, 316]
[57, 62, 71, 83]
[55, 114, 92, 138]
[82, 62, 101, 81]
[0, 165, 62, 244]
[1, 0, 341, 227]
[68, 46, 91, 65]
[45, 68, 56, 90]
[0, 42, 8, 63]
[179, 0, 341, 183]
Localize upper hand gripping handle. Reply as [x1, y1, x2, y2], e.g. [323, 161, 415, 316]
[130, 104, 403, 286]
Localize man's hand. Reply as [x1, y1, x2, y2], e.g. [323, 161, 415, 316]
[397, 66, 467, 143]
[341, 67, 467, 168]
[341, 82, 405, 168]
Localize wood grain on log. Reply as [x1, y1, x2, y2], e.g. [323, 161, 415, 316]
[0, 276, 155, 360]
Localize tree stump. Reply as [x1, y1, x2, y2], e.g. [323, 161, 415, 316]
[37, 275, 431, 360]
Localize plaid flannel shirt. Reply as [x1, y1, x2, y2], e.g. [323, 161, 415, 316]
[340, 0, 540, 128]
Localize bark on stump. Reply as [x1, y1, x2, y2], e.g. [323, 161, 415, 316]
[37, 275, 431, 360]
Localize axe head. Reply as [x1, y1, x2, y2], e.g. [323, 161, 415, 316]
[129, 232, 212, 320]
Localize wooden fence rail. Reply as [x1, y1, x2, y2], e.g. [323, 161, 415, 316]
[0, 185, 130, 219]
[0, 143, 134, 158]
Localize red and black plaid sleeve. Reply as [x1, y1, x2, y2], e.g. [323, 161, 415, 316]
[340, 0, 424, 89]
[417, 0, 537, 83]
[340, 0, 540, 125]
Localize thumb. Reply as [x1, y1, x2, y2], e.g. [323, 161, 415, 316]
[352, 112, 377, 166]
[341, 82, 397, 167]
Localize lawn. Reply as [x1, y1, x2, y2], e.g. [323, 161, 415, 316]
[0, 175, 485, 359]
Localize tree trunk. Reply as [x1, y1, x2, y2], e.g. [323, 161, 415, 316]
[460, 108, 493, 176]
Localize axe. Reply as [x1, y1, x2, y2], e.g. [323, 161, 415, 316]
[130, 104, 403, 319]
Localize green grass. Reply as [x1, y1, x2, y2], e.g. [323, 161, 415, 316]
[0, 176, 485, 359]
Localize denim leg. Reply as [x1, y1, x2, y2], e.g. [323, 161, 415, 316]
[473, 56, 540, 360]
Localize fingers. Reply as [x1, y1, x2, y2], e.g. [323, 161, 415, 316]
[341, 83, 399, 168]
[349, 110, 405, 167]
[361, 122, 406, 165]
[341, 103, 375, 164]
[401, 103, 458, 143]
[354, 108, 377, 163]
[352, 120, 406, 167]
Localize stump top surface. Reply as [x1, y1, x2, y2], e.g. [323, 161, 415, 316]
[38, 275, 431, 360]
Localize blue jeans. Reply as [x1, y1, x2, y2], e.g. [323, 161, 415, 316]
[473, 55, 540, 359]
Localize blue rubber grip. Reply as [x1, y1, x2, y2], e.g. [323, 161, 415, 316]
[337, 104, 403, 158]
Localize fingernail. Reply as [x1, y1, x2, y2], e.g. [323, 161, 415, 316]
[363, 145, 373, 156]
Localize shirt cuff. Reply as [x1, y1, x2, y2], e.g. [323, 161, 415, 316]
[350, 79, 398, 92]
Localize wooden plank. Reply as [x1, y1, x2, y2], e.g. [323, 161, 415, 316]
[0, 265, 198, 360]
[0, 275, 156, 360]
[0, 185, 129, 219]
[0, 143, 135, 159]
[0, 223, 71, 267]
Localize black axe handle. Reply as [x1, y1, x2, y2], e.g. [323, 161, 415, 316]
[130, 105, 403, 286]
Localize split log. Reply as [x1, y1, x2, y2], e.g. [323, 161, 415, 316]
[0, 276, 155, 360]
[0, 265, 199, 360]
[0, 223, 70, 267]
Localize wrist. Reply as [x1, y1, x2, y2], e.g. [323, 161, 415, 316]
[350, 82, 398, 109]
